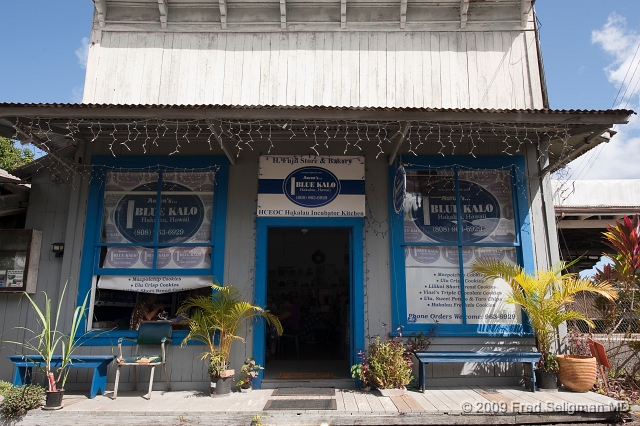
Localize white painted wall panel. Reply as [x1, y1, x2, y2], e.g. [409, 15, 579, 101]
[84, 30, 544, 109]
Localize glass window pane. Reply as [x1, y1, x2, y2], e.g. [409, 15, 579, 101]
[159, 172, 215, 243]
[404, 170, 457, 243]
[102, 171, 159, 244]
[464, 247, 521, 325]
[458, 169, 516, 244]
[405, 245, 465, 325]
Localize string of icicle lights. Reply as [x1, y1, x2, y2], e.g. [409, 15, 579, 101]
[11, 117, 574, 181]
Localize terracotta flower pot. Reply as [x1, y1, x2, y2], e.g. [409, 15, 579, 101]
[557, 355, 597, 392]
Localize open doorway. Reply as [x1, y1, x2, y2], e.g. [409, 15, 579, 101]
[264, 227, 351, 379]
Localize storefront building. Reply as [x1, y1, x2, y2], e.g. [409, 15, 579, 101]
[0, 0, 633, 391]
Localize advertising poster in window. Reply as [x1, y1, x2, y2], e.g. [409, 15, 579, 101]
[257, 155, 365, 217]
[403, 169, 521, 325]
[97, 171, 214, 293]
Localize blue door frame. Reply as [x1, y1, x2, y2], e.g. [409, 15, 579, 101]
[253, 217, 365, 388]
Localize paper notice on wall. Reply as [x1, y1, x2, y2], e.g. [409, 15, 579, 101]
[97, 275, 212, 294]
[6, 270, 24, 288]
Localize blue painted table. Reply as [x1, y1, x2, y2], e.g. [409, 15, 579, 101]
[414, 351, 542, 392]
[8, 355, 115, 399]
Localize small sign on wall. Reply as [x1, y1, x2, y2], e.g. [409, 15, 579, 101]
[257, 156, 365, 217]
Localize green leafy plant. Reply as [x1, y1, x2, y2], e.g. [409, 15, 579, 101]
[178, 284, 282, 378]
[364, 336, 413, 389]
[236, 357, 263, 388]
[5, 283, 90, 391]
[0, 384, 46, 420]
[0, 381, 13, 397]
[471, 259, 618, 372]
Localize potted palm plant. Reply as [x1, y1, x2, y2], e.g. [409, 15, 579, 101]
[471, 259, 618, 390]
[178, 284, 282, 397]
[9, 284, 90, 409]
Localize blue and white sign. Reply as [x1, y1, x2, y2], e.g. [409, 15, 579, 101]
[258, 156, 365, 217]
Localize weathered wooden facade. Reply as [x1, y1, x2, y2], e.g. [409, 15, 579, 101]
[0, 0, 633, 393]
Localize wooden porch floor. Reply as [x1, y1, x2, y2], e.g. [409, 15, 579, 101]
[18, 386, 629, 425]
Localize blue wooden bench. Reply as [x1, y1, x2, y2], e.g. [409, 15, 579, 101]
[414, 351, 542, 392]
[8, 355, 115, 399]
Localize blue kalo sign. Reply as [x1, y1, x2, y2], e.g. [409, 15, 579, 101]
[283, 167, 341, 208]
[114, 181, 204, 243]
[410, 180, 500, 243]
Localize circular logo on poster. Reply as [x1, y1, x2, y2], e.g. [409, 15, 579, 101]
[140, 248, 172, 268]
[173, 247, 205, 268]
[283, 167, 340, 208]
[410, 247, 440, 264]
[393, 165, 406, 214]
[410, 180, 501, 243]
[106, 247, 139, 268]
[113, 182, 204, 244]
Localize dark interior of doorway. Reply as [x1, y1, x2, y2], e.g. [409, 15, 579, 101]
[266, 227, 350, 373]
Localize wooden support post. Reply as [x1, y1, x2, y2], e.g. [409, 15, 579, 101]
[207, 120, 236, 166]
[388, 122, 411, 165]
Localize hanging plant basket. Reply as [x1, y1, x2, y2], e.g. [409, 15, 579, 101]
[557, 355, 597, 392]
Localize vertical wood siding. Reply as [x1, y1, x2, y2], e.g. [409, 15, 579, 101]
[83, 31, 543, 109]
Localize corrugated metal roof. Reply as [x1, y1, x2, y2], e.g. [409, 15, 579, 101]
[0, 102, 634, 116]
[553, 180, 640, 208]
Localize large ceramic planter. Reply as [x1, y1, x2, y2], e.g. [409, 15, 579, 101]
[535, 371, 558, 391]
[557, 355, 597, 392]
[210, 369, 234, 397]
[43, 390, 64, 410]
[377, 387, 406, 397]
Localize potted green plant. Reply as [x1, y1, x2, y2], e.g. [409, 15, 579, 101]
[471, 259, 618, 390]
[178, 284, 282, 397]
[236, 357, 263, 392]
[7, 284, 90, 409]
[360, 335, 413, 396]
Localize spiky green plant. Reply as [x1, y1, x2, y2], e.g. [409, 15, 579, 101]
[471, 259, 618, 371]
[4, 283, 90, 391]
[178, 284, 282, 377]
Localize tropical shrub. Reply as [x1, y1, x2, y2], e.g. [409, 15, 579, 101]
[0, 384, 45, 420]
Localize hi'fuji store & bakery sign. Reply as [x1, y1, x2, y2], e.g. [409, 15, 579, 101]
[257, 156, 365, 217]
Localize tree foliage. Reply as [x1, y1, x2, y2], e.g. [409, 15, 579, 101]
[0, 137, 34, 172]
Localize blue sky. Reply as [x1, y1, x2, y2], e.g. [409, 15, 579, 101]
[0, 1, 639, 179]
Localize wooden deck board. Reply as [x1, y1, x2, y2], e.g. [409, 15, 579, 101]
[365, 391, 387, 411]
[390, 395, 411, 412]
[423, 388, 462, 412]
[408, 391, 440, 412]
[353, 390, 372, 411]
[399, 394, 425, 412]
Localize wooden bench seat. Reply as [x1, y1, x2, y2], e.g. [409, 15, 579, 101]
[414, 351, 541, 392]
[8, 355, 115, 399]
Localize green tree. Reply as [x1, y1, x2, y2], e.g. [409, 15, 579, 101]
[0, 137, 34, 171]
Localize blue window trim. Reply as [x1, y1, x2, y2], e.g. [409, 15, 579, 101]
[388, 155, 534, 337]
[77, 156, 229, 345]
[252, 217, 364, 389]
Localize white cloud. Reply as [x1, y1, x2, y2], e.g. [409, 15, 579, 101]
[592, 13, 640, 108]
[71, 86, 84, 103]
[562, 14, 640, 180]
[75, 37, 90, 70]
